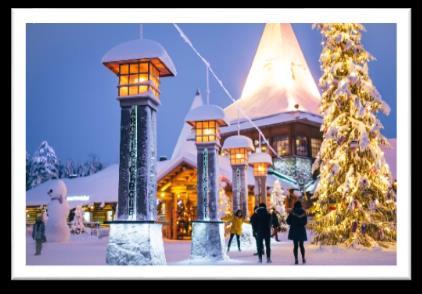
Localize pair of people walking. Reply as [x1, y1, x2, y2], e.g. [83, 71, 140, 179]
[250, 201, 308, 265]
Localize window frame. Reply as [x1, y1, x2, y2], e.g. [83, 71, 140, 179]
[295, 135, 308, 156]
[194, 120, 220, 143]
[117, 61, 161, 97]
[273, 135, 290, 157]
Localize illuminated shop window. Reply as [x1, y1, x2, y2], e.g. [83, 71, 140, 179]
[273, 136, 289, 156]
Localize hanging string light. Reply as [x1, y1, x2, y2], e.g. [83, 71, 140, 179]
[173, 23, 281, 160]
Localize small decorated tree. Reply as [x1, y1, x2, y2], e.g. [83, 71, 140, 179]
[270, 179, 288, 231]
[71, 205, 85, 234]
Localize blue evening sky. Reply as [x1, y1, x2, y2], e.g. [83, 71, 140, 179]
[26, 23, 396, 165]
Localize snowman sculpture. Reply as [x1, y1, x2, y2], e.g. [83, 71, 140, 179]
[45, 180, 70, 242]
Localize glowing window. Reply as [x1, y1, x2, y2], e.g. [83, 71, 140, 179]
[129, 74, 139, 85]
[253, 163, 268, 177]
[139, 85, 148, 94]
[311, 138, 322, 158]
[273, 136, 289, 156]
[129, 86, 138, 96]
[194, 120, 219, 143]
[117, 62, 160, 98]
[296, 136, 308, 156]
[119, 87, 128, 96]
[119, 75, 129, 85]
[120, 64, 129, 74]
[130, 63, 139, 74]
[139, 62, 148, 73]
[229, 148, 248, 165]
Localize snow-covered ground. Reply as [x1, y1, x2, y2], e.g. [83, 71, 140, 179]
[26, 230, 396, 266]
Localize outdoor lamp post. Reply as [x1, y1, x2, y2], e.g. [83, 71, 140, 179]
[222, 135, 254, 218]
[185, 103, 229, 261]
[102, 35, 176, 265]
[249, 149, 273, 205]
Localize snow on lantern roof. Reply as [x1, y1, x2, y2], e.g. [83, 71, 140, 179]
[185, 104, 228, 126]
[249, 151, 272, 165]
[225, 23, 321, 122]
[222, 135, 254, 151]
[102, 38, 177, 77]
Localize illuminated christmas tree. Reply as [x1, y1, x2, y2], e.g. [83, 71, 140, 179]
[310, 23, 396, 247]
[270, 179, 288, 231]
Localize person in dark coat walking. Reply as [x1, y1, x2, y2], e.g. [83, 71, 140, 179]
[250, 206, 264, 256]
[270, 208, 281, 242]
[286, 201, 308, 264]
[32, 214, 46, 255]
[250, 203, 272, 263]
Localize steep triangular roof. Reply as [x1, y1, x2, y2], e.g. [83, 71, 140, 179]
[171, 90, 203, 159]
[225, 23, 321, 122]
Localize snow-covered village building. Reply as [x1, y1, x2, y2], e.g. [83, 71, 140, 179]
[26, 24, 397, 240]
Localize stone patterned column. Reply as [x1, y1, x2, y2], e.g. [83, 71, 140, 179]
[196, 143, 219, 221]
[232, 165, 248, 218]
[135, 105, 157, 221]
[255, 176, 267, 205]
[117, 106, 131, 220]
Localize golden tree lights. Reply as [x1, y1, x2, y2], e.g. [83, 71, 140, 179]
[310, 23, 396, 247]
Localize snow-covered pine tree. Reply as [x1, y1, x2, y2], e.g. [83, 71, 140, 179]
[310, 24, 396, 247]
[270, 179, 288, 231]
[86, 154, 104, 176]
[29, 141, 59, 188]
[58, 160, 66, 179]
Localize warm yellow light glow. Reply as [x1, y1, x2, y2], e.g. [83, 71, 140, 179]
[253, 163, 268, 176]
[203, 128, 215, 136]
[229, 148, 248, 165]
[226, 23, 321, 119]
[117, 62, 160, 98]
[194, 120, 219, 143]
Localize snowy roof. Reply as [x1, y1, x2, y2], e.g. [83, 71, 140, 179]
[26, 157, 299, 208]
[222, 135, 254, 151]
[221, 110, 322, 134]
[249, 151, 273, 165]
[102, 38, 177, 76]
[185, 104, 228, 126]
[224, 23, 321, 122]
